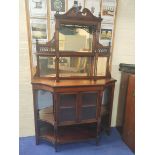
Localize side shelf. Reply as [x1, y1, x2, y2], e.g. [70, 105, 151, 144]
[39, 106, 54, 125]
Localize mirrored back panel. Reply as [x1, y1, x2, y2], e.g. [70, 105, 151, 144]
[59, 57, 91, 77]
[97, 57, 107, 76]
[59, 24, 93, 52]
[39, 56, 56, 77]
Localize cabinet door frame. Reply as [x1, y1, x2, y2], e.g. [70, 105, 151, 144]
[79, 91, 100, 123]
[56, 92, 78, 125]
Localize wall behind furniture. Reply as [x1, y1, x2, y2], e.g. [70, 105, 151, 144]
[19, 0, 135, 136]
[19, 0, 34, 136]
[111, 0, 135, 126]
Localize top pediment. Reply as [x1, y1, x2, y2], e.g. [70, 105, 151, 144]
[55, 6, 102, 22]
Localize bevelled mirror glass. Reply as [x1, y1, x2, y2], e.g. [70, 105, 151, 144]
[39, 56, 56, 77]
[59, 57, 91, 77]
[97, 57, 107, 76]
[59, 24, 93, 52]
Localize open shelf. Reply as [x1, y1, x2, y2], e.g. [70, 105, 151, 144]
[38, 105, 109, 126]
[40, 125, 55, 143]
[39, 106, 54, 125]
[39, 123, 97, 144]
[59, 106, 75, 109]
[82, 104, 96, 108]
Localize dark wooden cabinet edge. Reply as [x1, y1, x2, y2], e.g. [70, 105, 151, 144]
[119, 63, 135, 74]
[116, 63, 135, 135]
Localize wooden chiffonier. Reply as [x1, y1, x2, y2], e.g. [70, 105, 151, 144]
[32, 78, 116, 151]
[30, 7, 116, 151]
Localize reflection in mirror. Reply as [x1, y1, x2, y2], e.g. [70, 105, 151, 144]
[59, 24, 93, 52]
[32, 54, 37, 76]
[97, 57, 107, 76]
[59, 57, 91, 77]
[39, 56, 56, 77]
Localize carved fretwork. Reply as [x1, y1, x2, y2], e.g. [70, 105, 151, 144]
[55, 7, 102, 22]
[96, 42, 110, 54]
[36, 35, 55, 52]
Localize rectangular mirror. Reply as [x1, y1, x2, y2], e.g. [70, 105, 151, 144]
[59, 24, 93, 52]
[39, 56, 56, 77]
[97, 57, 107, 76]
[59, 57, 91, 77]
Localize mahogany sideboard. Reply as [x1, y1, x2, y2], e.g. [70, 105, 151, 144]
[27, 6, 117, 151]
[32, 77, 116, 151]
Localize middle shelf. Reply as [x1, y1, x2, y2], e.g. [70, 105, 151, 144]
[38, 105, 109, 126]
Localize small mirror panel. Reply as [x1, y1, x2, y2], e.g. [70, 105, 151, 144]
[97, 57, 107, 76]
[39, 56, 56, 77]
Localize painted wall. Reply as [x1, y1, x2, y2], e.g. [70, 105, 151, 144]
[19, 0, 34, 136]
[110, 0, 135, 126]
[19, 0, 135, 136]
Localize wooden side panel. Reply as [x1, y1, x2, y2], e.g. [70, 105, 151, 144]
[122, 75, 135, 152]
[116, 72, 130, 127]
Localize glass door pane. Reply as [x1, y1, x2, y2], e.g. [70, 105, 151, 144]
[80, 92, 98, 121]
[58, 94, 77, 123]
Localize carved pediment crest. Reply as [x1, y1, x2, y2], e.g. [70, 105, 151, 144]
[55, 6, 102, 21]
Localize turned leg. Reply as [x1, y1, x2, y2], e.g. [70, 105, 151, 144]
[106, 85, 115, 136]
[54, 124, 58, 152]
[96, 120, 101, 146]
[54, 143, 58, 152]
[32, 89, 40, 145]
[105, 128, 111, 136]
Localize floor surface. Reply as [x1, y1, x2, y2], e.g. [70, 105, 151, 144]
[19, 128, 134, 155]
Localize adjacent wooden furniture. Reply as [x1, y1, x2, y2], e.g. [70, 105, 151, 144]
[122, 74, 135, 152]
[116, 63, 135, 132]
[116, 63, 135, 152]
[31, 7, 116, 151]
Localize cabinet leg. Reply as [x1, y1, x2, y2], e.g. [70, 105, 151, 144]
[54, 125, 58, 152]
[96, 122, 101, 146]
[106, 128, 111, 136]
[36, 137, 39, 145]
[96, 136, 99, 146]
[105, 85, 115, 136]
[54, 143, 58, 152]
[33, 89, 40, 145]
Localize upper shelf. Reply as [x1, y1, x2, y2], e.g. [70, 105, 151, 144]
[36, 39, 111, 55]
[32, 78, 116, 88]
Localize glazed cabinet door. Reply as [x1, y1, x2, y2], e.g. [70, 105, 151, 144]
[79, 92, 99, 122]
[57, 93, 78, 125]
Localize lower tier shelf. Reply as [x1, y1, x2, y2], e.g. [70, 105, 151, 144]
[39, 123, 97, 144]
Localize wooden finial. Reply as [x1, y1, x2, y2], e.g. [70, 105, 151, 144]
[109, 42, 111, 47]
[99, 12, 101, 17]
